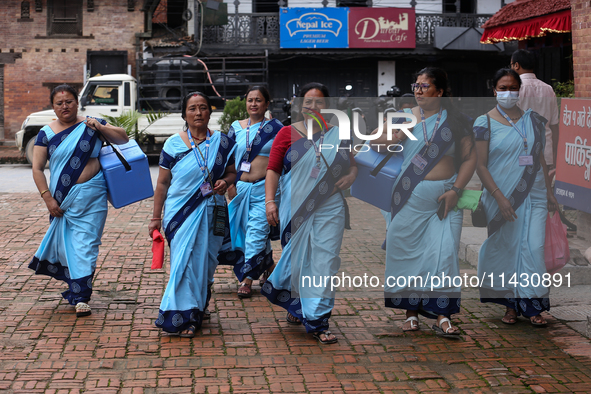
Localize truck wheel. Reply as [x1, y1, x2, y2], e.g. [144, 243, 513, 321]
[159, 83, 182, 110]
[25, 135, 36, 165]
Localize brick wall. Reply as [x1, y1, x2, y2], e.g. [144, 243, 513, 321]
[0, 0, 144, 141]
[572, 0, 591, 97]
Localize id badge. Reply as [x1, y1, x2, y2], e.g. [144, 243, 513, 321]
[518, 155, 534, 166]
[240, 161, 251, 173]
[200, 182, 213, 196]
[310, 166, 320, 179]
[411, 154, 428, 170]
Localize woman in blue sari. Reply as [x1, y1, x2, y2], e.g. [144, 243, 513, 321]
[217, 86, 284, 298]
[29, 84, 128, 318]
[149, 92, 236, 338]
[263, 83, 358, 344]
[474, 69, 558, 326]
[372, 68, 476, 337]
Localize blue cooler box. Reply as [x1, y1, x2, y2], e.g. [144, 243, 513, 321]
[350, 145, 403, 212]
[99, 140, 154, 209]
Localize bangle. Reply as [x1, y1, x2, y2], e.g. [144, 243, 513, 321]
[151, 218, 162, 221]
[220, 178, 228, 187]
[265, 200, 276, 205]
[40, 189, 50, 197]
[491, 187, 500, 196]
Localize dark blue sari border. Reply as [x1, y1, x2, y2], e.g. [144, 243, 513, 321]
[235, 118, 283, 183]
[280, 135, 352, 248]
[487, 112, 545, 237]
[50, 120, 104, 212]
[164, 134, 235, 244]
[28, 257, 94, 305]
[390, 118, 455, 220]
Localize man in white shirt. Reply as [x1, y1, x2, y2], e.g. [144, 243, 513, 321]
[511, 49, 560, 176]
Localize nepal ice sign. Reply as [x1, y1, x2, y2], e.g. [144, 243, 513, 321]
[349, 8, 416, 48]
[280, 8, 348, 49]
[555, 98, 591, 213]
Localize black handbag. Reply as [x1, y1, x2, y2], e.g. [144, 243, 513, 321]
[471, 114, 490, 228]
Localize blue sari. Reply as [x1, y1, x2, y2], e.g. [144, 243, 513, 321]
[217, 118, 283, 281]
[384, 108, 462, 318]
[261, 125, 352, 333]
[474, 110, 550, 316]
[156, 132, 235, 333]
[28, 121, 107, 305]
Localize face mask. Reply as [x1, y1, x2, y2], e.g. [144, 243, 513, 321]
[495, 90, 519, 109]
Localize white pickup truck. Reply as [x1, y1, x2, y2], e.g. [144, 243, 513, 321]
[15, 74, 222, 163]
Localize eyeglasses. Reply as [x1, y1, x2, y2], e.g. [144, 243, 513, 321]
[411, 83, 430, 92]
[54, 100, 75, 107]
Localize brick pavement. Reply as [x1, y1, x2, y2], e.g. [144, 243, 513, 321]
[0, 146, 27, 165]
[1, 193, 591, 393]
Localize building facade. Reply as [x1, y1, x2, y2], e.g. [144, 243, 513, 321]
[0, 0, 143, 143]
[0, 0, 518, 143]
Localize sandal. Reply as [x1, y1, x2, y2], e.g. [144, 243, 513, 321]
[237, 282, 252, 299]
[502, 308, 518, 325]
[75, 302, 92, 317]
[260, 263, 276, 286]
[179, 325, 196, 338]
[286, 312, 301, 325]
[312, 330, 338, 345]
[402, 316, 420, 332]
[432, 317, 461, 338]
[530, 314, 547, 327]
[259, 270, 270, 286]
[203, 309, 211, 320]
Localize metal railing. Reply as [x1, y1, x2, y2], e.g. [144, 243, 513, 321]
[201, 12, 491, 48]
[203, 13, 279, 47]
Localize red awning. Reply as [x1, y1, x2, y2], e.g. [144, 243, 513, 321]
[481, 9, 571, 44]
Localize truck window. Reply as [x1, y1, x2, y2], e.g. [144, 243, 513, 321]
[85, 86, 118, 105]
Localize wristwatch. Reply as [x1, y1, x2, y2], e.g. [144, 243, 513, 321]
[451, 186, 463, 197]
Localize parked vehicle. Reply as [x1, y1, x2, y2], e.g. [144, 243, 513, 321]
[16, 54, 269, 163]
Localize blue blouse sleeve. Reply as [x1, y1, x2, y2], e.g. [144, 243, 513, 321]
[159, 150, 174, 170]
[159, 136, 176, 170]
[473, 115, 490, 141]
[34, 129, 48, 147]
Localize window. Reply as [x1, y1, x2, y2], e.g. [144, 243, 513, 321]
[48, 0, 82, 36]
[253, 0, 281, 13]
[83, 85, 119, 106]
[337, 0, 368, 7]
[21, 1, 31, 19]
[442, 0, 475, 13]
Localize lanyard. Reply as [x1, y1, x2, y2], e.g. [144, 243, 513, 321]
[496, 105, 527, 152]
[303, 119, 325, 168]
[419, 106, 443, 152]
[245, 118, 267, 156]
[187, 128, 211, 181]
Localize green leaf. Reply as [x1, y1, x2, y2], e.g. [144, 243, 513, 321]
[218, 97, 247, 134]
[100, 109, 170, 143]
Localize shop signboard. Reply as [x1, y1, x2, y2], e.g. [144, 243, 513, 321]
[280, 7, 348, 49]
[555, 98, 591, 213]
[349, 8, 415, 48]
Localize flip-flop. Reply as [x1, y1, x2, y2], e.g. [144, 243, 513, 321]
[432, 317, 461, 339]
[286, 312, 301, 325]
[402, 316, 420, 332]
[75, 302, 92, 317]
[312, 330, 338, 345]
[237, 282, 252, 299]
[530, 315, 547, 327]
[179, 325, 196, 338]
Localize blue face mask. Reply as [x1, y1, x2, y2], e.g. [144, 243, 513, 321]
[495, 90, 519, 109]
